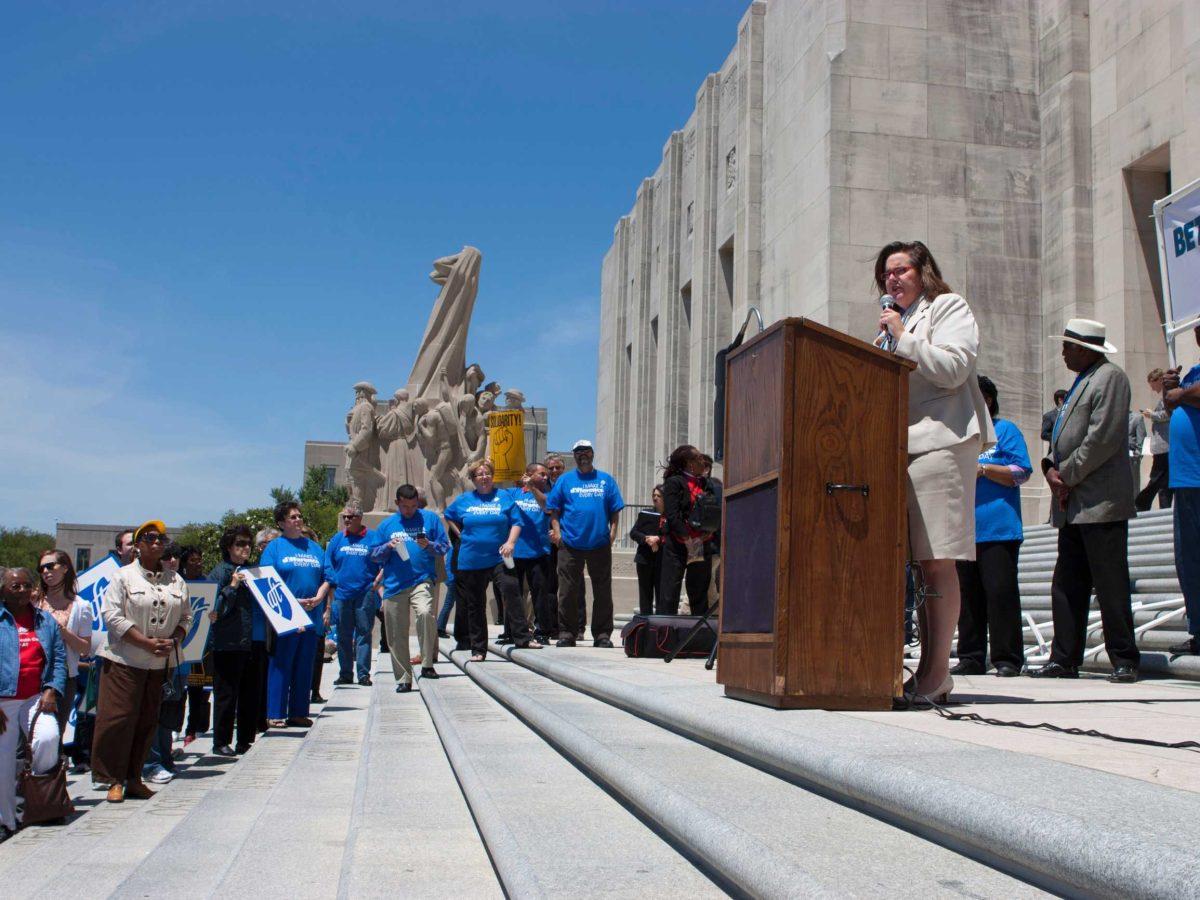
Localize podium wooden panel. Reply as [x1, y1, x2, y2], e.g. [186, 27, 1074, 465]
[716, 319, 914, 710]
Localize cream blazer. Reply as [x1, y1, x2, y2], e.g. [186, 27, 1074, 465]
[892, 293, 996, 455]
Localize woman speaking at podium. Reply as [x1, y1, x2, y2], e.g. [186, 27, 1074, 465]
[874, 241, 994, 705]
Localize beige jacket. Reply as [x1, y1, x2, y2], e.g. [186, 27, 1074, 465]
[893, 293, 996, 455]
[100, 561, 192, 670]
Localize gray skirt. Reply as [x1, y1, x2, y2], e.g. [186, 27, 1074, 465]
[906, 437, 978, 561]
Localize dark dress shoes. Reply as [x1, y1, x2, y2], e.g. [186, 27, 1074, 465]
[235, 744, 252, 754]
[333, 677, 354, 686]
[1168, 636, 1198, 655]
[1108, 665, 1138, 683]
[555, 637, 577, 647]
[358, 676, 373, 687]
[420, 667, 440, 679]
[594, 638, 614, 649]
[396, 682, 412, 693]
[310, 692, 326, 704]
[1029, 662, 1078, 679]
[949, 661, 985, 676]
[993, 663, 1021, 677]
[213, 745, 238, 757]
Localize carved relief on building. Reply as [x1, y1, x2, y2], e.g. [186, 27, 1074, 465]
[686, 201, 694, 237]
[726, 146, 737, 191]
[721, 66, 738, 107]
[684, 129, 696, 166]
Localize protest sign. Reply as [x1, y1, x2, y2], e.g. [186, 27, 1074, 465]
[76, 556, 121, 656]
[1154, 175, 1200, 364]
[181, 580, 216, 663]
[242, 565, 314, 636]
[487, 409, 526, 482]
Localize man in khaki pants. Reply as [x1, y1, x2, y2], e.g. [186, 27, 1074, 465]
[370, 485, 450, 693]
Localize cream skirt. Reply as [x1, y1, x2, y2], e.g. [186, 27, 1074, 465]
[906, 437, 978, 561]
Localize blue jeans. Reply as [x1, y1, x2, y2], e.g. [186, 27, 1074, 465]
[1176, 487, 1200, 636]
[436, 582, 457, 633]
[267, 629, 319, 720]
[337, 592, 375, 681]
[144, 725, 176, 774]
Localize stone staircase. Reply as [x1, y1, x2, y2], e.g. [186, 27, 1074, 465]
[2, 634, 1197, 898]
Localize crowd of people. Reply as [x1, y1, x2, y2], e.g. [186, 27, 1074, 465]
[0, 438, 710, 839]
[3, 240, 1197, 839]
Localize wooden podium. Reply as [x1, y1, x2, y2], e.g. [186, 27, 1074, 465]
[716, 319, 914, 710]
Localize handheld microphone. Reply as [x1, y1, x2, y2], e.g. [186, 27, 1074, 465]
[876, 294, 899, 350]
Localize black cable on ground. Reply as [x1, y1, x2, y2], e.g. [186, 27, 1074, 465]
[926, 700, 1200, 751]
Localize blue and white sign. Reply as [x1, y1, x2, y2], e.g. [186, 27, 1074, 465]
[243, 565, 313, 636]
[76, 556, 120, 656]
[1154, 176, 1200, 364]
[181, 580, 216, 664]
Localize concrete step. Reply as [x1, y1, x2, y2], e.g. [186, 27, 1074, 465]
[1, 648, 502, 899]
[486, 643, 1200, 898]
[439, 641, 1043, 898]
[422, 645, 722, 898]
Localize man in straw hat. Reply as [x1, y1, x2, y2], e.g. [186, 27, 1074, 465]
[1031, 319, 1140, 683]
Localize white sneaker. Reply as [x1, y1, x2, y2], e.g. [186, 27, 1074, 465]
[145, 765, 174, 784]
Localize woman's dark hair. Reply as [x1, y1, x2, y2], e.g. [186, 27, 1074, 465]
[273, 500, 302, 525]
[662, 444, 700, 481]
[161, 541, 182, 561]
[38, 549, 76, 601]
[978, 374, 999, 418]
[873, 240, 953, 298]
[219, 524, 254, 562]
[652, 484, 664, 499]
[1053, 388, 1068, 404]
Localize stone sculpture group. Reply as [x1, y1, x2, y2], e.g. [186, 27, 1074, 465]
[342, 246, 526, 513]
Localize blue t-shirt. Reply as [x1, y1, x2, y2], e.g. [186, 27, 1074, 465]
[545, 469, 625, 550]
[1170, 364, 1200, 488]
[371, 509, 448, 595]
[974, 418, 1032, 543]
[507, 488, 551, 559]
[443, 490, 516, 571]
[324, 529, 381, 600]
[260, 535, 327, 635]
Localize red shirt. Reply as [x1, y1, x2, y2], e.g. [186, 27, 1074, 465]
[9, 607, 45, 700]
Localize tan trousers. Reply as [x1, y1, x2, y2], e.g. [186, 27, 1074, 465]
[383, 581, 437, 685]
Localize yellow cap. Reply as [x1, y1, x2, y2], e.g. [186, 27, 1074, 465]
[133, 520, 167, 542]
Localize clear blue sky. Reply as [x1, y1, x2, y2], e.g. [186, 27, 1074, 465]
[1, 1, 744, 532]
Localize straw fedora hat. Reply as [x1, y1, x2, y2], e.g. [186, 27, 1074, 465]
[1050, 318, 1118, 354]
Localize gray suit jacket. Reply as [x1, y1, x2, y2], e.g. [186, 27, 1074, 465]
[1044, 360, 1135, 526]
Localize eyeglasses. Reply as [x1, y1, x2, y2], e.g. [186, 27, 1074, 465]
[6, 581, 32, 591]
[37, 562, 62, 572]
[285, 513, 304, 522]
[341, 513, 361, 519]
[139, 533, 167, 545]
[233, 540, 253, 549]
[883, 265, 914, 280]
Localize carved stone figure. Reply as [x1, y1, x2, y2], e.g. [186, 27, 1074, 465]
[407, 247, 482, 402]
[376, 388, 421, 506]
[345, 381, 385, 510]
[342, 248, 539, 512]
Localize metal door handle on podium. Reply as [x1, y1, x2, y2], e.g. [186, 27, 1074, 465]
[825, 483, 869, 497]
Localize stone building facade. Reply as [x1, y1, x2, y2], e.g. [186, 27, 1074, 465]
[597, 0, 1194, 518]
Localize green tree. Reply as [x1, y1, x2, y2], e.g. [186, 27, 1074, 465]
[176, 468, 348, 572]
[0, 527, 55, 571]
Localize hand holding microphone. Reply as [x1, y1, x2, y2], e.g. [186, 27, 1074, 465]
[876, 294, 902, 350]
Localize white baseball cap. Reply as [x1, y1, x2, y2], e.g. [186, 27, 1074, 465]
[571, 439, 594, 452]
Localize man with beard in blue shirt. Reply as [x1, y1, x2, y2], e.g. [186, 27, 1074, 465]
[324, 502, 380, 687]
[545, 440, 625, 648]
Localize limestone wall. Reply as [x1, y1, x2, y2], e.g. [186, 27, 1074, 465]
[598, 0, 1194, 520]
